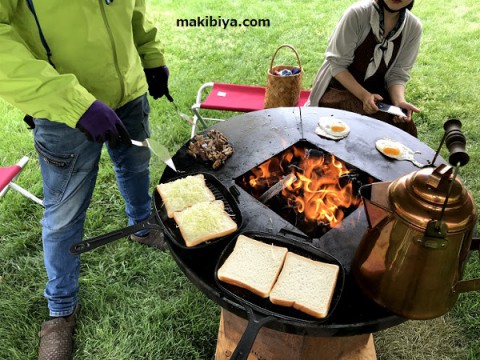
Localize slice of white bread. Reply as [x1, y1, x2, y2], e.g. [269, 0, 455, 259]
[217, 235, 288, 298]
[157, 174, 216, 218]
[269, 252, 339, 319]
[173, 200, 238, 247]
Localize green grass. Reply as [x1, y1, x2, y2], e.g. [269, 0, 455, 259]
[1, 1, 480, 359]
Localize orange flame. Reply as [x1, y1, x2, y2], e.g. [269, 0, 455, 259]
[246, 146, 360, 228]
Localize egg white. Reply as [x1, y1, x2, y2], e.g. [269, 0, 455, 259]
[317, 117, 350, 138]
[375, 139, 407, 160]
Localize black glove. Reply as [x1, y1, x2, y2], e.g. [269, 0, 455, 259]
[76, 100, 132, 148]
[144, 66, 170, 100]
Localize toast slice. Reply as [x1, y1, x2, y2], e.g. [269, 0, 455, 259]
[269, 252, 339, 319]
[157, 174, 216, 218]
[217, 235, 288, 298]
[173, 200, 237, 247]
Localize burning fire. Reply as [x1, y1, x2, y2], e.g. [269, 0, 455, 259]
[246, 146, 361, 228]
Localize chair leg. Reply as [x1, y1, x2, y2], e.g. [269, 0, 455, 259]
[8, 182, 44, 206]
[191, 107, 209, 138]
[191, 82, 216, 138]
[0, 156, 44, 206]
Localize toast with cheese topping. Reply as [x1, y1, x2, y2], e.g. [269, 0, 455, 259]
[157, 174, 215, 218]
[173, 200, 237, 247]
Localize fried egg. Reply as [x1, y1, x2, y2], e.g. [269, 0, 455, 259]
[376, 138, 426, 167]
[375, 138, 408, 160]
[316, 117, 350, 140]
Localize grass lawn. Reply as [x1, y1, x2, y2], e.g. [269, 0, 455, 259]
[1, 1, 480, 359]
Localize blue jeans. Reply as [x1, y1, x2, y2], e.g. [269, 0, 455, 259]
[33, 95, 152, 317]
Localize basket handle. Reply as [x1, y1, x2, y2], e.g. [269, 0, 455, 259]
[269, 44, 302, 72]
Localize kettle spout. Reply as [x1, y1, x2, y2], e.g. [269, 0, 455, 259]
[360, 182, 393, 229]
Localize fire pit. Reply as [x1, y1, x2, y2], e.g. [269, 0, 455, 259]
[160, 107, 442, 337]
[236, 141, 374, 238]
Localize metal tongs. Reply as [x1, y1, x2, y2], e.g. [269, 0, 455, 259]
[166, 93, 195, 126]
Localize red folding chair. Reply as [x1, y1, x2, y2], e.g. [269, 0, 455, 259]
[0, 156, 43, 206]
[190, 82, 311, 138]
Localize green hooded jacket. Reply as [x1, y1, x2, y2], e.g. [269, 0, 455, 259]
[0, 0, 165, 128]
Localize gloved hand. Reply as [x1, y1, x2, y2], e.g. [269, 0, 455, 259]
[144, 65, 171, 100]
[76, 100, 132, 148]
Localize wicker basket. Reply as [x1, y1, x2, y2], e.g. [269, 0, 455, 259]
[264, 44, 303, 109]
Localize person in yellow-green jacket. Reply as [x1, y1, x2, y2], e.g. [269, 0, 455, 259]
[0, 1, 170, 358]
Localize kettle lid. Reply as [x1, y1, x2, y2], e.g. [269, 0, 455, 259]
[388, 165, 477, 231]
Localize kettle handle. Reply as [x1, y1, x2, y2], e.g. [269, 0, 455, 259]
[453, 237, 480, 293]
[432, 119, 469, 167]
[444, 119, 469, 167]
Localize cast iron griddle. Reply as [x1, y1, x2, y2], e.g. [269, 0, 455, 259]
[160, 107, 444, 336]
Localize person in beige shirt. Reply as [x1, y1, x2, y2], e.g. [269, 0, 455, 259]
[307, 0, 422, 137]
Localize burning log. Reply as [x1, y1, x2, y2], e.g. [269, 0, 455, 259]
[259, 174, 297, 204]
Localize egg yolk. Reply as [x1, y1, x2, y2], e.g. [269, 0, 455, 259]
[331, 125, 346, 133]
[383, 147, 401, 156]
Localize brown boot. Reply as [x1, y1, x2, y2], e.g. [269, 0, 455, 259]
[38, 305, 80, 360]
[130, 230, 168, 251]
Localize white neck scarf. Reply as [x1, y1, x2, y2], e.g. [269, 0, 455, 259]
[365, 3, 407, 80]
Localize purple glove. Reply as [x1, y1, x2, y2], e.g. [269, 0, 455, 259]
[76, 100, 132, 147]
[144, 66, 171, 100]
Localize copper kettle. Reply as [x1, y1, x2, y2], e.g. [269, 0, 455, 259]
[352, 120, 480, 320]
